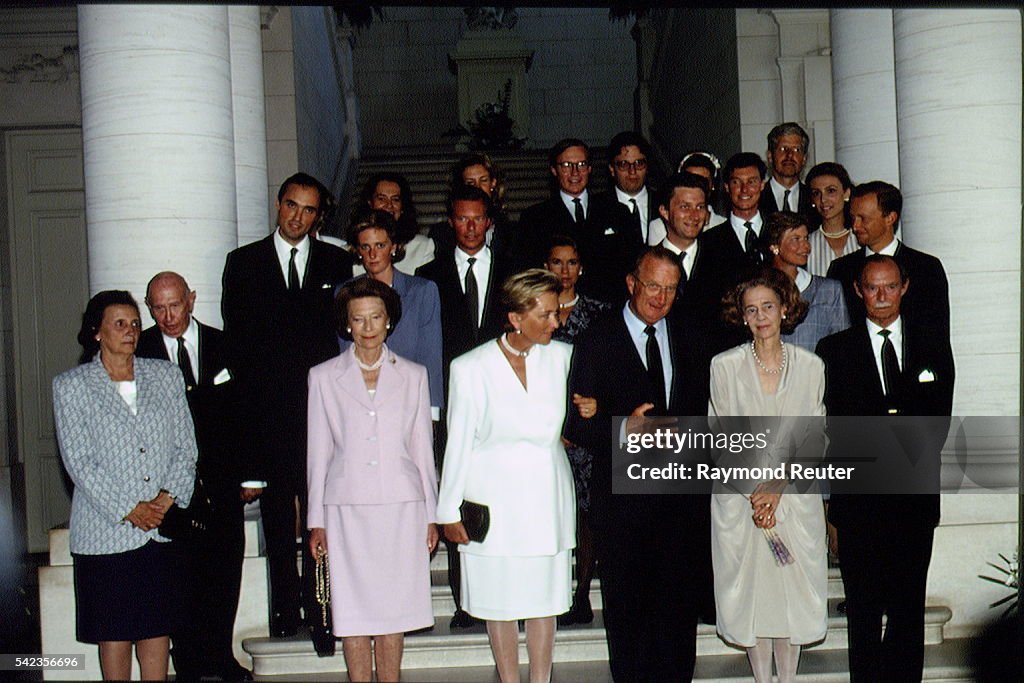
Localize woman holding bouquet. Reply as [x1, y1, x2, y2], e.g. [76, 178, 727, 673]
[709, 268, 827, 683]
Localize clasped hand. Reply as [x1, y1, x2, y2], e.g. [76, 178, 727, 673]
[750, 479, 786, 529]
[124, 490, 175, 532]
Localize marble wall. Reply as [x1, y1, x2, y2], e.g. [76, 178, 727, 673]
[350, 6, 636, 151]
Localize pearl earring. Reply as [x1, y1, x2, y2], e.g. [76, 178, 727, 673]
[516, 328, 522, 335]
[346, 327, 352, 334]
[386, 323, 391, 330]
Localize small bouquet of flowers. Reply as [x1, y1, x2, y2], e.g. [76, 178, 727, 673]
[763, 528, 795, 566]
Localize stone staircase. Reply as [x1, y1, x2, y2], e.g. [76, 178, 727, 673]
[242, 546, 971, 681]
[341, 148, 614, 235]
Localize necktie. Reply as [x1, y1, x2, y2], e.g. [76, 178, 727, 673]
[879, 329, 901, 401]
[177, 336, 197, 391]
[678, 251, 688, 295]
[744, 221, 756, 255]
[464, 256, 479, 337]
[782, 189, 792, 212]
[630, 197, 643, 242]
[288, 247, 300, 292]
[573, 197, 585, 225]
[644, 325, 666, 412]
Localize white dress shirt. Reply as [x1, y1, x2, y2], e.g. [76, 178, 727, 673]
[273, 229, 310, 287]
[455, 245, 492, 327]
[658, 237, 699, 281]
[866, 236, 900, 257]
[622, 303, 672, 408]
[616, 186, 650, 242]
[560, 189, 589, 221]
[866, 315, 904, 389]
[730, 212, 764, 251]
[158, 316, 199, 376]
[769, 177, 801, 212]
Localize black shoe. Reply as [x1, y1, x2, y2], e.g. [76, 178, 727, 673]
[557, 597, 594, 626]
[449, 609, 481, 629]
[220, 662, 254, 682]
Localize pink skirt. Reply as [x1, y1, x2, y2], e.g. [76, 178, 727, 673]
[324, 502, 434, 637]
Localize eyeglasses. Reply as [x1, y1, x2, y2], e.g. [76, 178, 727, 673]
[613, 159, 648, 172]
[555, 161, 591, 172]
[635, 279, 678, 297]
[774, 145, 805, 156]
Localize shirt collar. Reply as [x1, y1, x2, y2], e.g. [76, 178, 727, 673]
[160, 316, 199, 357]
[273, 229, 310, 259]
[866, 314, 903, 337]
[615, 186, 647, 204]
[867, 236, 899, 256]
[455, 244, 491, 267]
[794, 267, 812, 292]
[622, 301, 666, 340]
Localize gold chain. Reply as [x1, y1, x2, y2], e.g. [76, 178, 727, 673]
[314, 545, 331, 626]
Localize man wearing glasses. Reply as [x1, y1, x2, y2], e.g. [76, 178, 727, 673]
[759, 122, 817, 230]
[567, 246, 713, 682]
[515, 137, 633, 302]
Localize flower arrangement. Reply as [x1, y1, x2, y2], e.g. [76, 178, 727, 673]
[978, 550, 1019, 617]
[444, 79, 527, 152]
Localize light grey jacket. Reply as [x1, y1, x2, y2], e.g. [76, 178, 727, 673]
[53, 355, 197, 555]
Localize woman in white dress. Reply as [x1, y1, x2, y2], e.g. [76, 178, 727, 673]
[709, 268, 828, 683]
[436, 269, 594, 683]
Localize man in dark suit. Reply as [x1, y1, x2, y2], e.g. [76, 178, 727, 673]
[567, 246, 712, 682]
[137, 271, 251, 681]
[220, 172, 354, 638]
[416, 184, 510, 629]
[826, 181, 950, 339]
[759, 122, 816, 230]
[593, 131, 658, 248]
[514, 137, 634, 302]
[700, 152, 770, 271]
[816, 254, 954, 683]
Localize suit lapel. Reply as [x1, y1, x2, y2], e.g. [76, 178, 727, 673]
[373, 355, 407, 409]
[855, 326, 886, 404]
[260, 235, 288, 295]
[334, 352, 375, 411]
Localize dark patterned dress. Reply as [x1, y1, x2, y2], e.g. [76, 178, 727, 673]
[554, 294, 611, 511]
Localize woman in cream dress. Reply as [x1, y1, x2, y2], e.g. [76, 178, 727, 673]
[437, 269, 594, 683]
[709, 268, 827, 683]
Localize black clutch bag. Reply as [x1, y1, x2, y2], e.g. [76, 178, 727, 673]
[159, 478, 212, 541]
[310, 545, 336, 657]
[459, 500, 490, 543]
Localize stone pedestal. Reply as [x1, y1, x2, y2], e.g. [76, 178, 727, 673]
[448, 30, 533, 141]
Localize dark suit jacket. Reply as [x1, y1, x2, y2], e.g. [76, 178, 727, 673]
[826, 241, 950, 339]
[415, 246, 510, 390]
[220, 233, 354, 482]
[566, 307, 711, 529]
[136, 322, 241, 500]
[759, 180, 817, 230]
[514, 190, 635, 303]
[816, 319, 954, 530]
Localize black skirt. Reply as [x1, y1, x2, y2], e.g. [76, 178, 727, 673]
[73, 540, 182, 643]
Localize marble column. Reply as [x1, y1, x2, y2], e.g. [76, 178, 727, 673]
[78, 4, 237, 326]
[893, 8, 1021, 416]
[829, 9, 899, 185]
[230, 5, 270, 247]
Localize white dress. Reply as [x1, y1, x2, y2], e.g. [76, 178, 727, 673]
[708, 343, 828, 647]
[436, 339, 576, 620]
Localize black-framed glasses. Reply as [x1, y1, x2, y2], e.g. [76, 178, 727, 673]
[613, 159, 648, 171]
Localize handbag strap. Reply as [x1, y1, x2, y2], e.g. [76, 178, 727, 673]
[314, 545, 331, 626]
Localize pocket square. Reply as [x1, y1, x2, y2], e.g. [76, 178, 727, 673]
[603, 227, 616, 235]
[321, 283, 333, 289]
[213, 368, 233, 385]
[917, 369, 935, 383]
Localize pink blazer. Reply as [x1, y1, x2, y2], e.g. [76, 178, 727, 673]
[306, 348, 438, 528]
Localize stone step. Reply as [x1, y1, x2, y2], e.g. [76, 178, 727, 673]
[242, 602, 952, 676]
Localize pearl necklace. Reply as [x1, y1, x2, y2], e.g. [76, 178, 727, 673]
[559, 295, 579, 310]
[751, 340, 787, 375]
[355, 344, 388, 371]
[820, 226, 851, 239]
[498, 333, 530, 358]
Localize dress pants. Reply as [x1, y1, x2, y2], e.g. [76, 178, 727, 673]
[596, 496, 707, 682]
[838, 522, 935, 682]
[260, 466, 316, 635]
[171, 486, 245, 674]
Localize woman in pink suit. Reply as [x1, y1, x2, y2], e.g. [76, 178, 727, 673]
[307, 277, 439, 682]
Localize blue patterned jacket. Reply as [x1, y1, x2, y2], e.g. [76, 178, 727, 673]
[53, 355, 197, 555]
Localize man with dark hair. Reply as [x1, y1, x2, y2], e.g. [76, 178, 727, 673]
[515, 137, 634, 302]
[416, 183, 511, 629]
[759, 122, 816, 228]
[596, 131, 657, 247]
[701, 152, 770, 268]
[137, 272, 251, 681]
[816, 254, 954, 682]
[220, 172, 354, 638]
[826, 181, 950, 338]
[567, 246, 712, 682]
